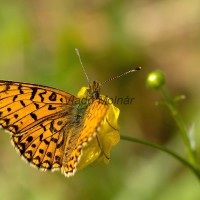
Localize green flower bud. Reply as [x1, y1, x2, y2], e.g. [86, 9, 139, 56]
[146, 70, 165, 90]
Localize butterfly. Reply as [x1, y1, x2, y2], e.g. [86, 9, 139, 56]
[0, 79, 112, 177]
[0, 47, 140, 177]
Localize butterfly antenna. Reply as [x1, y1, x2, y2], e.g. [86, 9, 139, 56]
[101, 67, 141, 85]
[75, 48, 90, 84]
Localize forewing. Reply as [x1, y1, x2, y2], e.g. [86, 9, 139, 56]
[0, 80, 75, 134]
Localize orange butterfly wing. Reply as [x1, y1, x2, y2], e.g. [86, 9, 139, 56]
[62, 99, 108, 176]
[0, 81, 75, 170]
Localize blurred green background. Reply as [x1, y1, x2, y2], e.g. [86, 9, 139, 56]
[0, 0, 200, 199]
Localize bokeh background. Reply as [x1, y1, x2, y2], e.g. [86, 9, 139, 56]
[0, 0, 200, 199]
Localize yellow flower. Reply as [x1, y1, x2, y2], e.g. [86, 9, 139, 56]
[76, 87, 120, 170]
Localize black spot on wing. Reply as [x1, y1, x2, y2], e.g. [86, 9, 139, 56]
[13, 95, 17, 101]
[56, 137, 64, 148]
[57, 120, 63, 126]
[49, 92, 57, 101]
[44, 139, 50, 145]
[18, 84, 24, 94]
[55, 156, 60, 161]
[18, 143, 26, 154]
[39, 90, 47, 102]
[31, 143, 36, 148]
[14, 114, 18, 119]
[39, 149, 44, 154]
[47, 152, 52, 158]
[30, 88, 37, 100]
[26, 136, 33, 142]
[34, 103, 40, 109]
[4, 118, 10, 126]
[39, 133, 43, 141]
[3, 83, 10, 92]
[48, 105, 56, 110]
[51, 137, 58, 143]
[30, 113, 37, 121]
[20, 100, 26, 107]
[40, 124, 46, 132]
[50, 121, 57, 133]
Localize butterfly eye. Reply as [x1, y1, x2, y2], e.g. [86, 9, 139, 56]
[93, 91, 99, 99]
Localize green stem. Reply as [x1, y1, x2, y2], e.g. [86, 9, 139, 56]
[121, 135, 200, 179]
[160, 86, 196, 165]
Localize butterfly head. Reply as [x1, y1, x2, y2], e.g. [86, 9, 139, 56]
[88, 81, 100, 99]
